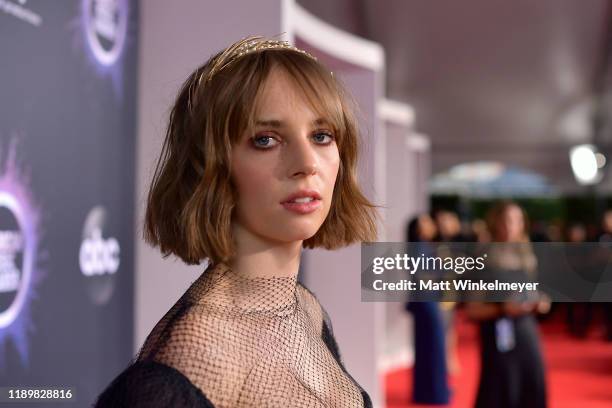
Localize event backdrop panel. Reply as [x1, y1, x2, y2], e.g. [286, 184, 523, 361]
[0, 0, 137, 406]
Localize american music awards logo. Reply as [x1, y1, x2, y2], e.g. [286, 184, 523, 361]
[0, 139, 43, 370]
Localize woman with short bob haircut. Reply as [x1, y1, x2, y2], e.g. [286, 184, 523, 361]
[95, 36, 377, 408]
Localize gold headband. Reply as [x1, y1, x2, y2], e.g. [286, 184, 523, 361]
[188, 36, 318, 113]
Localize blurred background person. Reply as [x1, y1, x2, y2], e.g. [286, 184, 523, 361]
[597, 210, 612, 341]
[567, 222, 587, 243]
[404, 214, 451, 405]
[472, 218, 491, 243]
[433, 209, 463, 374]
[565, 222, 594, 338]
[466, 201, 549, 408]
[433, 208, 469, 243]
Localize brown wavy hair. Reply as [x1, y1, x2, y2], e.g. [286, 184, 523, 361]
[144, 40, 378, 265]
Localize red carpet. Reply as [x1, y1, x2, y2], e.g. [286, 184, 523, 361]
[384, 311, 612, 408]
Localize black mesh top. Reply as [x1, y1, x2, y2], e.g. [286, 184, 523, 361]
[94, 263, 372, 407]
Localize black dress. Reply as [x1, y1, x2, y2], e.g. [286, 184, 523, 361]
[473, 244, 547, 408]
[94, 264, 372, 407]
[475, 314, 547, 408]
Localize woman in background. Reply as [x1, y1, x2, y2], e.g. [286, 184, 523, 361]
[466, 201, 548, 408]
[404, 214, 451, 405]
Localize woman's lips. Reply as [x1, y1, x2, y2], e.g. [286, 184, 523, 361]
[281, 197, 322, 214]
[281, 190, 322, 214]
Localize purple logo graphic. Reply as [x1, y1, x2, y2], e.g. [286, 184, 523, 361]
[82, 0, 128, 67]
[72, 0, 133, 97]
[0, 139, 43, 369]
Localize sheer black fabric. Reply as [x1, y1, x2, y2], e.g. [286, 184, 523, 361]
[95, 360, 215, 407]
[94, 263, 372, 407]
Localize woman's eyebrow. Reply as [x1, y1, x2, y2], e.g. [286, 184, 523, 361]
[255, 119, 283, 127]
[254, 118, 330, 127]
[313, 118, 330, 126]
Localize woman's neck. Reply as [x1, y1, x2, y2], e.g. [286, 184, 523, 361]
[228, 222, 302, 279]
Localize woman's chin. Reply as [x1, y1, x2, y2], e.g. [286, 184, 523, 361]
[275, 223, 321, 243]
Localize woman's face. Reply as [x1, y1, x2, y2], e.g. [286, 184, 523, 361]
[436, 211, 460, 239]
[497, 205, 525, 242]
[567, 225, 586, 242]
[417, 215, 437, 241]
[230, 67, 340, 245]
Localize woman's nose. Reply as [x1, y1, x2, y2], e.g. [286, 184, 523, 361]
[289, 137, 318, 178]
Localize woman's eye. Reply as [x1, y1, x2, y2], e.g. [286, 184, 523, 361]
[312, 132, 334, 144]
[251, 135, 279, 149]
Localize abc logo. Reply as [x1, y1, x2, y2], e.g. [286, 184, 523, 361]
[80, 206, 121, 305]
[79, 227, 119, 276]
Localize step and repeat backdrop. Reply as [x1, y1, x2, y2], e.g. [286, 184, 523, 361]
[0, 0, 137, 405]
